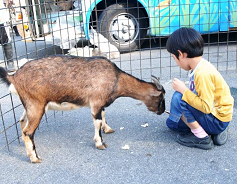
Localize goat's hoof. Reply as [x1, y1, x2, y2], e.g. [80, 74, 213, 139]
[103, 128, 115, 134]
[103, 142, 108, 148]
[96, 144, 106, 150]
[30, 156, 42, 163]
[31, 159, 42, 163]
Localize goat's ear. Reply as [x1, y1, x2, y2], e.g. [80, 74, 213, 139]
[150, 90, 161, 97]
[151, 75, 163, 90]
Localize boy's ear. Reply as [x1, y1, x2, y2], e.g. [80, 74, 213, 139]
[177, 50, 187, 59]
[177, 50, 183, 59]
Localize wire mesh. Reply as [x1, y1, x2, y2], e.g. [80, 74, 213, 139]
[0, 0, 236, 152]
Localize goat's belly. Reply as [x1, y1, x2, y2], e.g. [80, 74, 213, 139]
[9, 84, 82, 111]
[46, 102, 81, 111]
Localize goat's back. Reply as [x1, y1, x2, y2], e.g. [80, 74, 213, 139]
[9, 56, 120, 106]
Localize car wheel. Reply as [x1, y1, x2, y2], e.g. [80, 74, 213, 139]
[98, 3, 148, 53]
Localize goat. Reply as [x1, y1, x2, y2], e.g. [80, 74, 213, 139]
[0, 55, 165, 163]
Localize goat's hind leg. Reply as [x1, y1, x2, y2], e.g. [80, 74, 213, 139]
[23, 105, 44, 163]
[101, 108, 114, 134]
[19, 110, 27, 142]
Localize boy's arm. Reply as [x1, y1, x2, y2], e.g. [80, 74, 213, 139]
[172, 78, 188, 94]
[172, 77, 213, 113]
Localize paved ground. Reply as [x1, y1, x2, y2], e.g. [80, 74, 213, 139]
[0, 38, 237, 184]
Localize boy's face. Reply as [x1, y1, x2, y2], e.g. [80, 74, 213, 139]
[171, 52, 191, 71]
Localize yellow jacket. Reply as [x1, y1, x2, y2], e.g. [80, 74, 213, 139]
[182, 59, 234, 122]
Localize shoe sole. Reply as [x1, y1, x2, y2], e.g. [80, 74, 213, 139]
[176, 139, 214, 150]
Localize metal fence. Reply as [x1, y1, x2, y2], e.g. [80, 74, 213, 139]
[0, 0, 237, 152]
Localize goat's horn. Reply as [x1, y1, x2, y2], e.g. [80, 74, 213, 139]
[151, 75, 163, 90]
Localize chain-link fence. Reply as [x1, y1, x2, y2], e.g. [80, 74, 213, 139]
[0, 0, 236, 152]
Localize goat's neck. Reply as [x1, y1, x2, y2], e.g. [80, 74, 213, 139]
[118, 73, 153, 101]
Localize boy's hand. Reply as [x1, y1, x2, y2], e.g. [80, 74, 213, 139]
[172, 78, 188, 94]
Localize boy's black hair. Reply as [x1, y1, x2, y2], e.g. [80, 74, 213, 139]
[166, 27, 204, 59]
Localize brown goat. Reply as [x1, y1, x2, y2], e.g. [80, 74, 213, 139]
[0, 55, 165, 163]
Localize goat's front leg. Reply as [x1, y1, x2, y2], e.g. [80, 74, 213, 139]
[101, 108, 115, 134]
[92, 117, 108, 149]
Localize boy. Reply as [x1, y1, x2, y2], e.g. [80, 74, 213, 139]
[166, 27, 234, 150]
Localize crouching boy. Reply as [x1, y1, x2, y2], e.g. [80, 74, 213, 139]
[166, 27, 234, 150]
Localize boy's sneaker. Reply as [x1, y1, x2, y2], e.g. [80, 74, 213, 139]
[176, 132, 214, 150]
[212, 127, 228, 146]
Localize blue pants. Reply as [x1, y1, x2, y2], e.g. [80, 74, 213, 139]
[166, 92, 229, 135]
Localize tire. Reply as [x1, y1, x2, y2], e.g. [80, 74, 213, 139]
[98, 3, 148, 53]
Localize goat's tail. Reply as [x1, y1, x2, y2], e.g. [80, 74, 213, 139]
[0, 67, 11, 86]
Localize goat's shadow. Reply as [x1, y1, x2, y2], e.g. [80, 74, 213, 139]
[1, 142, 30, 163]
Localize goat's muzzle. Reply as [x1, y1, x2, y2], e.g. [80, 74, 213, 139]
[156, 98, 165, 115]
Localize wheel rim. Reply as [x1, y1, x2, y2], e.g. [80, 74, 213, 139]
[109, 13, 139, 46]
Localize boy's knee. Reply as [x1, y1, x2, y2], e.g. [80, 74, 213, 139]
[170, 91, 183, 107]
[172, 91, 182, 102]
